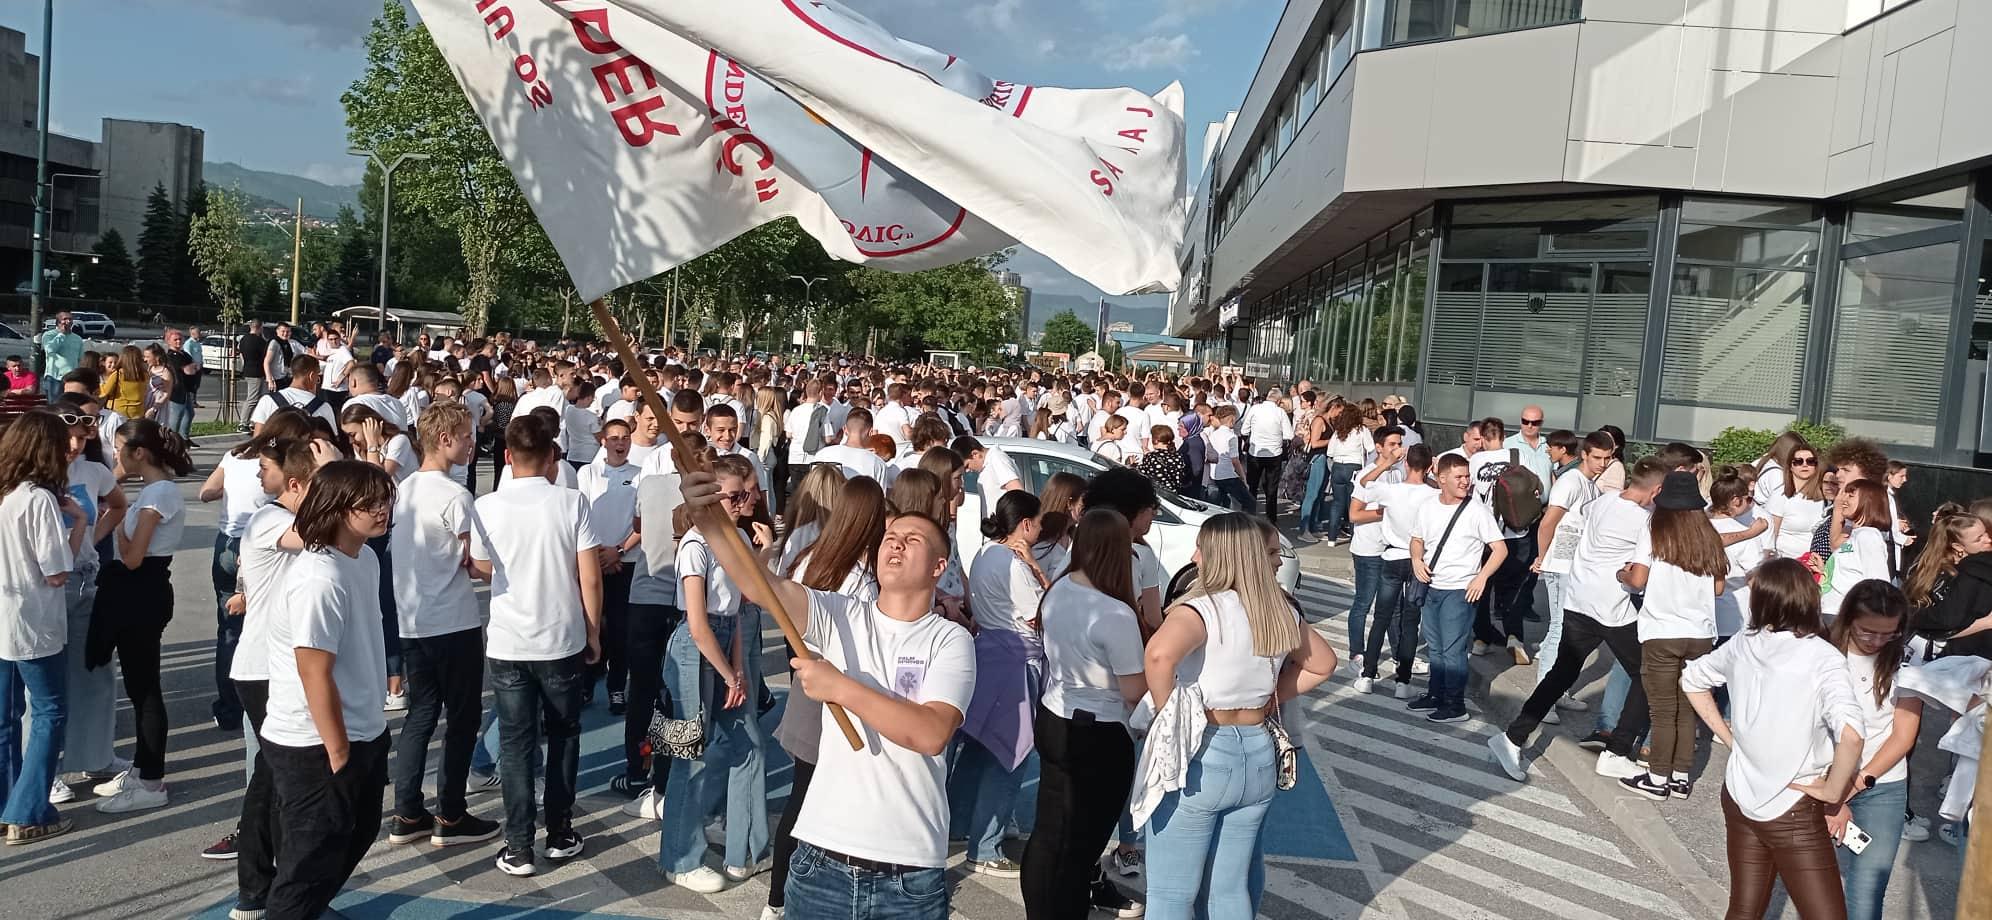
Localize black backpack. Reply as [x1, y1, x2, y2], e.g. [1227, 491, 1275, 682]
[269, 388, 327, 418]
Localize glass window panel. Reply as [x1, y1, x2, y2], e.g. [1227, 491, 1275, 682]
[1328, 0, 1356, 77]
[1395, 241, 1429, 383]
[1675, 225, 1818, 266]
[1445, 226, 1539, 260]
[1388, 0, 1450, 42]
[1478, 263, 1593, 392]
[1543, 227, 1652, 255]
[1661, 266, 1810, 410]
[1452, 0, 1582, 36]
[1681, 198, 1819, 227]
[1829, 242, 1959, 448]
[1453, 196, 1660, 226]
[1847, 180, 1967, 243]
[1297, 61, 1318, 123]
[1581, 264, 1652, 431]
[1277, 99, 1296, 154]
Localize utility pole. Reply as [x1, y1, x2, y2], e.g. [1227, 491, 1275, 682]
[347, 148, 429, 328]
[289, 198, 302, 324]
[787, 274, 825, 357]
[26, 0, 51, 376]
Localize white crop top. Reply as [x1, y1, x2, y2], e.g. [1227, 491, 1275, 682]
[1172, 589, 1297, 710]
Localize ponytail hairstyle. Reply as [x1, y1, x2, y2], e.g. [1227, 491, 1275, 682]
[1828, 579, 1910, 705]
[980, 490, 1042, 542]
[1708, 464, 1752, 514]
[234, 407, 315, 459]
[120, 417, 195, 477]
[801, 475, 886, 591]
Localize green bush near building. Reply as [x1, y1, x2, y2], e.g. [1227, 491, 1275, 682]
[1710, 420, 1846, 465]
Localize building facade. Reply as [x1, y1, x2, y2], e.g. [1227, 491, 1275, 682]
[1172, 0, 1992, 469]
[994, 269, 1033, 355]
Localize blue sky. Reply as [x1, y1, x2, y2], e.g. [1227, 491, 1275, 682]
[1, 0, 1279, 303]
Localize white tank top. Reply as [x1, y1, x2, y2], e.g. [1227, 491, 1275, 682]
[1175, 590, 1295, 710]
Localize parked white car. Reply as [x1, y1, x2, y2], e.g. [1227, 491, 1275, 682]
[957, 436, 1301, 594]
[43, 310, 116, 338]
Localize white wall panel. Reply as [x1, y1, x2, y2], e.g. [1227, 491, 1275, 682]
[1879, 30, 1953, 181]
[1571, 21, 1687, 146]
[1719, 72, 1835, 195]
[1586, 0, 1689, 25]
[1829, 27, 1874, 154]
[1343, 45, 1437, 192]
[1685, 0, 1848, 33]
[1422, 27, 1576, 186]
[1565, 140, 1699, 188]
[1879, 0, 1956, 54]
[1937, 0, 1992, 167]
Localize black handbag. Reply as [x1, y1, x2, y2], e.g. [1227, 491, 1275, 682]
[646, 709, 707, 760]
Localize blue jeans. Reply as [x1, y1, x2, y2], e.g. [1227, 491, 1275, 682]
[211, 531, 245, 728]
[1145, 725, 1275, 920]
[660, 612, 769, 874]
[166, 399, 193, 437]
[952, 737, 1028, 863]
[1840, 779, 1908, 920]
[489, 653, 585, 851]
[470, 705, 507, 778]
[1348, 553, 1383, 658]
[1599, 662, 1632, 733]
[785, 840, 949, 920]
[1534, 572, 1567, 689]
[1211, 478, 1252, 512]
[1, 651, 67, 827]
[1323, 462, 1359, 538]
[1296, 455, 1329, 533]
[60, 572, 115, 774]
[1420, 588, 1475, 711]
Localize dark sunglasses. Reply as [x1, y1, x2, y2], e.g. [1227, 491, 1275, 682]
[1520, 418, 1543, 426]
[1791, 456, 1819, 467]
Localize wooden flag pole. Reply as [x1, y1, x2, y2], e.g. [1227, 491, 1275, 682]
[1961, 704, 1992, 919]
[588, 300, 864, 751]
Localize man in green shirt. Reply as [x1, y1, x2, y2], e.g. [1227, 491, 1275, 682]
[38, 311, 82, 401]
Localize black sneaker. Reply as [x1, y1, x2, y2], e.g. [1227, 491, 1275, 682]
[227, 900, 265, 920]
[608, 690, 627, 716]
[609, 774, 642, 799]
[1426, 707, 1470, 724]
[432, 813, 501, 847]
[1405, 694, 1440, 712]
[545, 829, 586, 861]
[1576, 730, 1613, 752]
[1667, 778, 1693, 799]
[387, 813, 435, 845]
[201, 830, 240, 860]
[495, 845, 537, 876]
[1091, 879, 1145, 918]
[1619, 773, 1669, 800]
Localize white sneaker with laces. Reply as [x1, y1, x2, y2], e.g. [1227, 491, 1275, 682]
[622, 788, 663, 820]
[1351, 676, 1373, 694]
[384, 691, 409, 712]
[1556, 694, 1589, 711]
[759, 908, 785, 920]
[665, 865, 730, 893]
[725, 857, 773, 881]
[1903, 815, 1932, 842]
[49, 778, 74, 804]
[1486, 733, 1526, 782]
[91, 770, 131, 798]
[1594, 751, 1644, 780]
[96, 780, 168, 814]
[1411, 658, 1430, 676]
[1394, 681, 1415, 700]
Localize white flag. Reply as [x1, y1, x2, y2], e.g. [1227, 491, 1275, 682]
[410, 0, 1185, 302]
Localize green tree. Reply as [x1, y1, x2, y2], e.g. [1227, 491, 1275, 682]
[343, 0, 562, 335]
[851, 254, 1018, 361]
[174, 184, 212, 307]
[1038, 308, 1096, 357]
[316, 225, 377, 312]
[134, 183, 178, 303]
[80, 228, 137, 302]
[188, 187, 260, 324]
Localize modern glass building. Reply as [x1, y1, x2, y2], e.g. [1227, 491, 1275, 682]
[1171, 0, 1992, 471]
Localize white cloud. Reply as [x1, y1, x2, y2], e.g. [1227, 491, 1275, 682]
[1154, 0, 1246, 28]
[298, 162, 366, 186]
[967, 0, 1026, 32]
[1036, 38, 1059, 56]
[1099, 34, 1197, 72]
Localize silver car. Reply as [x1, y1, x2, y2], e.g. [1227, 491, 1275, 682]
[958, 436, 1302, 594]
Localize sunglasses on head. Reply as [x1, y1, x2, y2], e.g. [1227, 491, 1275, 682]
[56, 412, 98, 429]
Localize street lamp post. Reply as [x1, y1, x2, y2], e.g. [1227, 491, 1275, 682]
[347, 148, 430, 334]
[787, 274, 826, 356]
[26, 0, 52, 376]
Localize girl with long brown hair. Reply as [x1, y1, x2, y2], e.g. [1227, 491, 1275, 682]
[1755, 431, 1812, 509]
[99, 345, 149, 419]
[1904, 507, 1992, 660]
[1824, 581, 1920, 920]
[1769, 443, 1828, 560]
[956, 490, 1048, 876]
[1321, 403, 1372, 544]
[1022, 509, 1148, 918]
[1032, 471, 1088, 580]
[765, 475, 886, 919]
[1616, 471, 1727, 801]
[1821, 479, 1895, 618]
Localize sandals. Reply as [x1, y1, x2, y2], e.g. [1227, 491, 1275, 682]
[4, 818, 75, 845]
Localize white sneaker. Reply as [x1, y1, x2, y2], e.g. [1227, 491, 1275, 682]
[622, 788, 663, 820]
[48, 777, 74, 804]
[1541, 708, 1561, 726]
[96, 781, 169, 814]
[384, 691, 409, 712]
[1556, 694, 1589, 711]
[1394, 681, 1415, 700]
[1594, 751, 1644, 780]
[1486, 732, 1526, 782]
[664, 865, 730, 893]
[725, 857, 773, 881]
[1351, 676, 1373, 694]
[92, 770, 131, 798]
[1411, 658, 1430, 676]
[1346, 654, 1363, 675]
[759, 909, 785, 920]
[1903, 815, 1932, 842]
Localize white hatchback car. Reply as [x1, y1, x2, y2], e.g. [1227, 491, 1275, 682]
[957, 436, 1301, 594]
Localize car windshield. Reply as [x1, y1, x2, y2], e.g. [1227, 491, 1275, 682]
[1069, 446, 1218, 514]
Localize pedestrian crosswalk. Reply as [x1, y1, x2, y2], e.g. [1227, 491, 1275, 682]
[1295, 572, 1353, 622]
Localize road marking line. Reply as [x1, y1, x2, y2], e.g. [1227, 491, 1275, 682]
[1299, 713, 1585, 817]
[1367, 831, 1686, 917]
[1326, 753, 1629, 863]
[1262, 864, 1393, 920]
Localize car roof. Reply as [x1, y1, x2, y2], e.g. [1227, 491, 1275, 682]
[974, 435, 1101, 463]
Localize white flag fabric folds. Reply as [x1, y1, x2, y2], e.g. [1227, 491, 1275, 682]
[410, 0, 1186, 302]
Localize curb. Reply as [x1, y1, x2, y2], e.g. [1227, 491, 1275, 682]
[1467, 652, 1731, 917]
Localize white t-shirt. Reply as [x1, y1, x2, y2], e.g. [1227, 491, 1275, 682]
[577, 459, 640, 561]
[232, 502, 296, 681]
[1371, 479, 1438, 562]
[1769, 490, 1829, 560]
[1349, 463, 1404, 557]
[1630, 529, 1718, 641]
[498, 461, 577, 489]
[1753, 462, 1785, 509]
[1115, 406, 1149, 459]
[563, 403, 603, 463]
[1205, 427, 1241, 480]
[261, 545, 389, 748]
[348, 392, 409, 430]
[813, 443, 888, 482]
[1564, 493, 1650, 628]
[251, 387, 338, 428]
[1410, 497, 1504, 590]
[1845, 651, 1909, 784]
[874, 402, 912, 455]
[319, 346, 355, 392]
[792, 590, 975, 868]
[1540, 468, 1600, 576]
[471, 477, 600, 661]
[390, 470, 482, 639]
[1822, 526, 1891, 618]
[1714, 511, 1770, 637]
[676, 527, 744, 619]
[1039, 577, 1145, 723]
[968, 543, 1045, 634]
[215, 452, 272, 539]
[126, 479, 185, 558]
[1133, 542, 1165, 602]
[977, 446, 1022, 508]
[0, 485, 71, 660]
[380, 433, 419, 483]
[1239, 401, 1292, 457]
[1094, 439, 1127, 465]
[784, 402, 830, 464]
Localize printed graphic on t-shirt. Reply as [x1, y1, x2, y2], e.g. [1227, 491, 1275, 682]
[894, 656, 926, 699]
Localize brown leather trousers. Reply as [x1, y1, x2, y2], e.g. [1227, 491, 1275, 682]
[1721, 789, 1847, 919]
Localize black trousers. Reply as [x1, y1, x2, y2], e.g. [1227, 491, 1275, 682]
[112, 617, 169, 780]
[594, 569, 634, 696]
[766, 758, 815, 910]
[1505, 610, 1649, 759]
[1245, 452, 1286, 522]
[1475, 530, 1537, 644]
[1022, 706, 1137, 920]
[235, 679, 277, 907]
[264, 732, 390, 920]
[391, 628, 485, 821]
[623, 603, 682, 785]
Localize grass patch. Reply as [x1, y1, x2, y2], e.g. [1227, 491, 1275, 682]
[191, 420, 242, 438]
